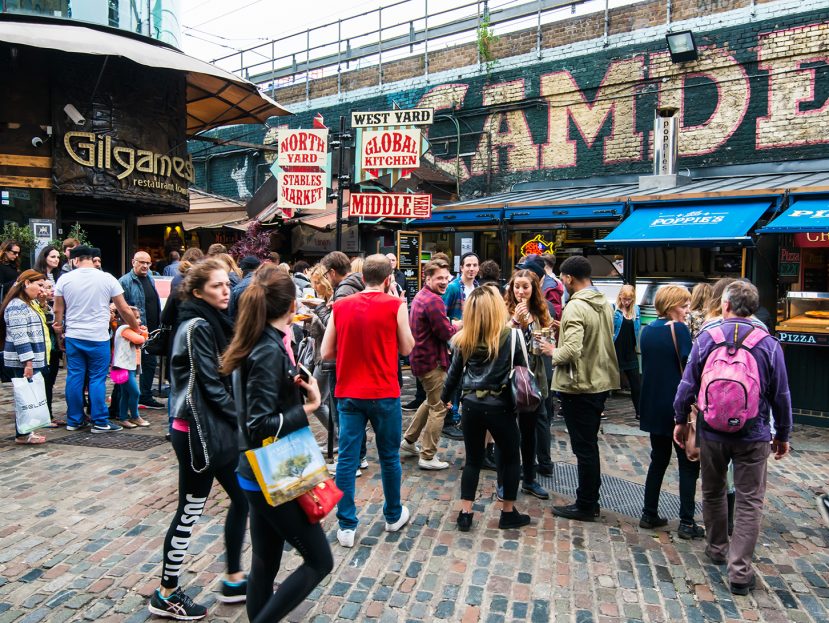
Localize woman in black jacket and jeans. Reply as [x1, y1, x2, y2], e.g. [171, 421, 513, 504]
[149, 259, 249, 621]
[442, 285, 531, 531]
[221, 266, 333, 623]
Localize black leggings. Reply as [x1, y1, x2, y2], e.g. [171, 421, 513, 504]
[621, 367, 642, 416]
[461, 399, 521, 501]
[160, 429, 249, 589]
[245, 491, 333, 622]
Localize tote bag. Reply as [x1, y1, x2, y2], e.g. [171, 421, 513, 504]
[12, 373, 51, 434]
[509, 329, 542, 414]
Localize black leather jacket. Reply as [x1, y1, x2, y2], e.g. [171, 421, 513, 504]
[234, 325, 309, 480]
[441, 328, 526, 404]
[170, 318, 235, 427]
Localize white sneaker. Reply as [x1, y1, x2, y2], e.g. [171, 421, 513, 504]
[356, 469, 362, 478]
[418, 456, 449, 470]
[400, 439, 421, 457]
[359, 457, 369, 469]
[337, 529, 356, 548]
[385, 505, 411, 532]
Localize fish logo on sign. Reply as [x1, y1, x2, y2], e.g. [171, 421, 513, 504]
[520, 234, 553, 256]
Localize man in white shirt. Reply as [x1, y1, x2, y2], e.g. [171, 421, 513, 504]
[54, 246, 139, 433]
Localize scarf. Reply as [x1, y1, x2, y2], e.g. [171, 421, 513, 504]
[178, 298, 234, 352]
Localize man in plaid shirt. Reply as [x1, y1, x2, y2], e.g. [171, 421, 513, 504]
[400, 260, 461, 470]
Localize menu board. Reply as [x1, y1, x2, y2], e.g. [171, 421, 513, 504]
[397, 230, 422, 301]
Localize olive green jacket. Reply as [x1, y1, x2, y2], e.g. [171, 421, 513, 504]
[551, 288, 620, 394]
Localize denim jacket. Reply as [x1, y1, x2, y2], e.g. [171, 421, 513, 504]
[612, 305, 641, 343]
[118, 271, 161, 326]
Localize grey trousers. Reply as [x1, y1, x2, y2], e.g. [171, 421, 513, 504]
[700, 437, 771, 585]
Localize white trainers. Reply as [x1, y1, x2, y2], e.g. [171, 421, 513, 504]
[337, 529, 356, 548]
[418, 456, 449, 470]
[385, 505, 411, 532]
[359, 457, 369, 469]
[400, 439, 421, 457]
[356, 469, 362, 478]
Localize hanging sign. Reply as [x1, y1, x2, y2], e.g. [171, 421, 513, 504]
[520, 234, 554, 256]
[272, 126, 330, 213]
[352, 108, 432, 186]
[351, 108, 434, 127]
[360, 129, 421, 171]
[276, 129, 328, 167]
[794, 232, 829, 248]
[349, 193, 432, 219]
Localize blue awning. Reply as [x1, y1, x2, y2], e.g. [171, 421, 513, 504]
[757, 198, 829, 233]
[597, 200, 772, 247]
[413, 209, 503, 226]
[505, 203, 624, 223]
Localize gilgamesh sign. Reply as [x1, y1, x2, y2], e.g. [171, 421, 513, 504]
[349, 193, 431, 219]
[359, 129, 421, 170]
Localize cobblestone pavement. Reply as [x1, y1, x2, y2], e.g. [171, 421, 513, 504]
[1, 371, 829, 623]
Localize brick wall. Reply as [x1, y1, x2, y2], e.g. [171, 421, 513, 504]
[195, 0, 829, 200]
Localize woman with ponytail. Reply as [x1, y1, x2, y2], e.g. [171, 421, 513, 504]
[222, 266, 333, 623]
[149, 259, 249, 621]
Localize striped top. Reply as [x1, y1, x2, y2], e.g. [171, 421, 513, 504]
[3, 298, 47, 369]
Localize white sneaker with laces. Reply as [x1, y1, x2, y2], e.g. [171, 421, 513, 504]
[359, 457, 369, 469]
[385, 505, 411, 532]
[400, 439, 421, 457]
[418, 456, 449, 470]
[337, 529, 356, 548]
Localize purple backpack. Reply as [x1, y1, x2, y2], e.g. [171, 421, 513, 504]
[697, 324, 766, 435]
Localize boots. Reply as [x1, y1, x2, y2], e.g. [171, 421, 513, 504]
[482, 443, 497, 471]
[727, 491, 735, 536]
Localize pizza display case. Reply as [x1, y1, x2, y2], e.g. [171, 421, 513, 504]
[776, 292, 829, 424]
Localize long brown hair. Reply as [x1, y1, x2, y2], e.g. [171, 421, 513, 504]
[0, 239, 20, 269]
[706, 277, 736, 320]
[221, 265, 296, 374]
[179, 259, 226, 301]
[0, 269, 45, 343]
[504, 269, 551, 327]
[451, 285, 508, 362]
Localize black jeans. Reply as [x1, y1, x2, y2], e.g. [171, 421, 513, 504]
[620, 367, 642, 416]
[44, 347, 61, 417]
[139, 351, 157, 403]
[495, 403, 542, 486]
[160, 430, 249, 589]
[561, 392, 608, 511]
[643, 433, 700, 524]
[245, 492, 333, 623]
[461, 399, 521, 502]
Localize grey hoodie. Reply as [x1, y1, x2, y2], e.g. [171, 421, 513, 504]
[333, 272, 365, 301]
[551, 288, 621, 394]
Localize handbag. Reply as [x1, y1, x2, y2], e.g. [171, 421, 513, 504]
[144, 325, 171, 356]
[296, 334, 316, 374]
[296, 479, 344, 524]
[509, 328, 542, 414]
[670, 322, 700, 462]
[244, 423, 332, 508]
[110, 367, 129, 385]
[184, 319, 238, 473]
[12, 373, 51, 434]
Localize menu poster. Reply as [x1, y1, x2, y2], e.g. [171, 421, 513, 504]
[396, 230, 422, 301]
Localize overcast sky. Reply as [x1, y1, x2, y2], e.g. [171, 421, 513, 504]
[180, 0, 636, 73]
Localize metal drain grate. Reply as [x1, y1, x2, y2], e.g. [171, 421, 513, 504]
[536, 462, 702, 519]
[49, 432, 168, 451]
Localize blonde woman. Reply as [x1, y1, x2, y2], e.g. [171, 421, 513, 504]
[441, 285, 531, 531]
[613, 284, 641, 419]
[639, 285, 703, 539]
[687, 282, 712, 340]
[216, 253, 243, 286]
[350, 256, 364, 274]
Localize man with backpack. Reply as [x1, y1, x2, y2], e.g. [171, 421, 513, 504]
[674, 280, 791, 596]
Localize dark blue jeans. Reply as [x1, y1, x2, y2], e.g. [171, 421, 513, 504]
[65, 337, 110, 427]
[643, 433, 700, 524]
[335, 397, 403, 530]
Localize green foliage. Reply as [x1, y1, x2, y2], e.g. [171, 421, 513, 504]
[272, 453, 312, 480]
[1, 222, 36, 250]
[476, 14, 499, 74]
[65, 222, 91, 247]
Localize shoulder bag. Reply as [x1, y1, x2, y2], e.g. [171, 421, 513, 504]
[509, 328, 542, 414]
[184, 319, 238, 473]
[144, 325, 172, 356]
[670, 321, 699, 462]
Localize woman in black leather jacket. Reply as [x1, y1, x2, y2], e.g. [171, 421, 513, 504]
[150, 259, 249, 621]
[441, 285, 531, 532]
[221, 267, 333, 623]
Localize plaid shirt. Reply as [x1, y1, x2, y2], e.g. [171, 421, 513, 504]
[409, 286, 457, 377]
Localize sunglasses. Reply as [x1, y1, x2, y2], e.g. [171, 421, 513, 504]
[8, 249, 20, 255]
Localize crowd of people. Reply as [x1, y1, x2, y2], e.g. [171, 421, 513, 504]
[0, 235, 798, 619]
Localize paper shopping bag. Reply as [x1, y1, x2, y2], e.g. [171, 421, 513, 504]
[12, 373, 51, 434]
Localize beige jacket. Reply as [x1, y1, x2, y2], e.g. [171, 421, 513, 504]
[551, 288, 620, 394]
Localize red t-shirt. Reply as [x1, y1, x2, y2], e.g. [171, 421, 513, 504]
[332, 291, 403, 399]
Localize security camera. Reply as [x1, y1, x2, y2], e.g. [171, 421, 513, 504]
[63, 104, 85, 126]
[31, 136, 44, 147]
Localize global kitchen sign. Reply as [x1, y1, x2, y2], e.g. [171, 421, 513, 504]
[349, 193, 432, 219]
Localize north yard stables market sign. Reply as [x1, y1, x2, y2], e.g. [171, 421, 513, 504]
[273, 127, 330, 214]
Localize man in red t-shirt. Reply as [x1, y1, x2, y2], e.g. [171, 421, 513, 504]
[321, 254, 415, 548]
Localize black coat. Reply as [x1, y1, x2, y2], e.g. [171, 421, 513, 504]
[639, 319, 692, 437]
[234, 325, 309, 481]
[441, 328, 526, 404]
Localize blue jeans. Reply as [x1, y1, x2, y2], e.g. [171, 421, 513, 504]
[65, 337, 111, 427]
[335, 397, 403, 530]
[118, 369, 140, 422]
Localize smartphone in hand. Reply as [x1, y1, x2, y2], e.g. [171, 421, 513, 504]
[297, 363, 312, 383]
